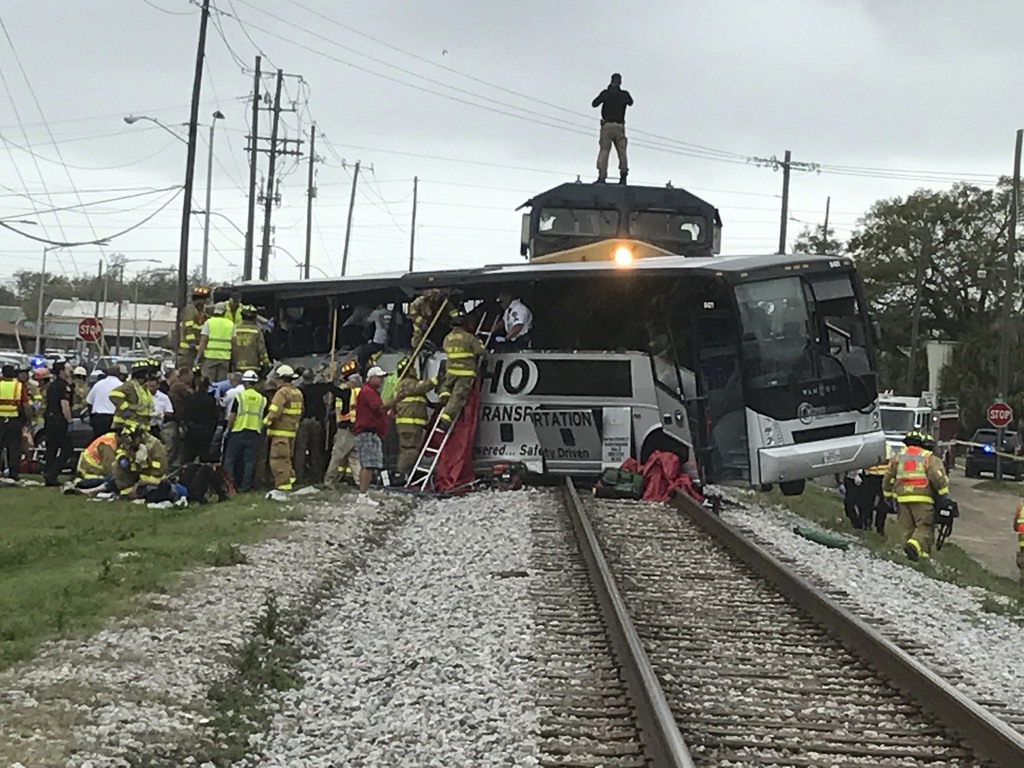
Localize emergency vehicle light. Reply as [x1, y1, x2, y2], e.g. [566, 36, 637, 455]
[982, 443, 994, 453]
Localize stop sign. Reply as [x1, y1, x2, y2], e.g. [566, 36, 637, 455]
[987, 401, 1014, 429]
[77, 317, 102, 342]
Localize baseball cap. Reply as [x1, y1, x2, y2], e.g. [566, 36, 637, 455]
[366, 365, 387, 379]
[73, 366, 88, 376]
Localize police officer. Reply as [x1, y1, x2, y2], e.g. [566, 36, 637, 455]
[390, 357, 437, 477]
[224, 370, 266, 492]
[437, 311, 486, 430]
[0, 364, 29, 481]
[263, 364, 304, 492]
[109, 358, 157, 433]
[860, 442, 893, 534]
[177, 286, 210, 369]
[232, 305, 271, 375]
[883, 430, 952, 561]
[196, 302, 234, 383]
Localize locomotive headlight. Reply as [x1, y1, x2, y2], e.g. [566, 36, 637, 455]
[613, 245, 634, 267]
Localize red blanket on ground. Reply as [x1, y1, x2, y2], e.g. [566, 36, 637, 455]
[621, 450, 703, 502]
[433, 380, 481, 492]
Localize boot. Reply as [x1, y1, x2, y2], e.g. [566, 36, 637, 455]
[594, 175, 607, 184]
[619, 171, 628, 185]
[902, 542, 919, 561]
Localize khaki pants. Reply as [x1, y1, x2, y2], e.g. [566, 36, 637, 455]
[201, 359, 230, 383]
[397, 424, 425, 476]
[162, 421, 182, 469]
[897, 501, 934, 556]
[439, 375, 474, 426]
[324, 427, 361, 486]
[597, 122, 628, 177]
[268, 436, 296, 490]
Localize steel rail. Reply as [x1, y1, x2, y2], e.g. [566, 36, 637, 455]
[670, 489, 1024, 768]
[562, 479, 695, 768]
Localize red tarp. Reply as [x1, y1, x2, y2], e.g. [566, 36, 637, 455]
[433, 379, 481, 492]
[621, 450, 703, 502]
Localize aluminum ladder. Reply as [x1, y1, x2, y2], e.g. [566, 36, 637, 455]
[405, 416, 458, 492]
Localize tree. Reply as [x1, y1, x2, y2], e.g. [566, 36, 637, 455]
[792, 224, 842, 255]
[0, 285, 17, 306]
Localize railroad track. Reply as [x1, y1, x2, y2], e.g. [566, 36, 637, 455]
[557, 479, 1024, 768]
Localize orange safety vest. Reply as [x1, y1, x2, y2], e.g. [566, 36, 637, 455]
[0, 379, 22, 419]
[1015, 501, 1024, 544]
[893, 445, 933, 503]
[337, 386, 360, 424]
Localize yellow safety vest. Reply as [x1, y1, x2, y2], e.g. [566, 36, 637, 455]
[1015, 502, 1024, 548]
[865, 443, 893, 476]
[232, 387, 266, 433]
[205, 316, 234, 361]
[0, 379, 22, 419]
[892, 446, 935, 504]
[77, 433, 118, 478]
[336, 386, 360, 424]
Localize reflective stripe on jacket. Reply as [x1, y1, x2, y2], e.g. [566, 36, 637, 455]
[264, 384, 303, 438]
[0, 379, 22, 419]
[178, 303, 205, 350]
[1015, 501, 1024, 544]
[232, 387, 267, 433]
[882, 445, 949, 504]
[110, 379, 153, 430]
[232, 323, 269, 369]
[204, 316, 234, 360]
[394, 377, 435, 426]
[77, 433, 118, 478]
[336, 386, 360, 424]
[442, 327, 485, 376]
[864, 443, 894, 476]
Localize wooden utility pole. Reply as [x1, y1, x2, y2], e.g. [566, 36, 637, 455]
[822, 196, 831, 254]
[176, 0, 210, 319]
[243, 55, 261, 281]
[304, 124, 316, 280]
[341, 160, 360, 276]
[777, 149, 792, 254]
[995, 128, 1023, 480]
[259, 70, 284, 281]
[409, 176, 418, 272]
[905, 247, 929, 393]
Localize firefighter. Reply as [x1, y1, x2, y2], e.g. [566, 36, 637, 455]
[224, 370, 266, 492]
[323, 361, 362, 488]
[0, 364, 29, 481]
[226, 290, 245, 326]
[232, 305, 271, 375]
[860, 442, 893, 534]
[71, 431, 120, 492]
[1014, 500, 1024, 585]
[177, 286, 210, 369]
[408, 289, 446, 351]
[883, 430, 952, 562]
[390, 357, 437, 478]
[437, 311, 486, 430]
[196, 302, 234, 383]
[112, 422, 168, 499]
[29, 367, 49, 429]
[263, 364, 303, 492]
[110, 358, 157, 433]
[71, 366, 89, 415]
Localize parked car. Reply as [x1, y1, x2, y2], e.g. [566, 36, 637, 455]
[27, 413, 94, 476]
[964, 428, 1023, 479]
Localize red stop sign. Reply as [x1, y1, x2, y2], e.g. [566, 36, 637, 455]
[77, 317, 102, 342]
[987, 401, 1014, 429]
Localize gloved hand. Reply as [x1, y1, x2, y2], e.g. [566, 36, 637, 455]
[853, 474, 863, 487]
[837, 484, 846, 498]
[887, 497, 898, 513]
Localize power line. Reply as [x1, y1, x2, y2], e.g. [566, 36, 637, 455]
[0, 185, 184, 221]
[139, 0, 194, 15]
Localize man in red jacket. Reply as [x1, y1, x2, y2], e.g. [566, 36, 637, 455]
[353, 365, 392, 505]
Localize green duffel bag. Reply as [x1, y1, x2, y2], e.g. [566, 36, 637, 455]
[593, 468, 644, 500]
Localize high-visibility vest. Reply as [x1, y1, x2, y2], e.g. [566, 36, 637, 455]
[336, 386, 360, 424]
[892, 445, 934, 504]
[179, 303, 205, 351]
[443, 327, 482, 376]
[204, 316, 234, 360]
[0, 379, 22, 419]
[232, 387, 266, 433]
[1015, 502, 1024, 548]
[77, 433, 118, 478]
[865, 443, 893, 476]
[111, 379, 153, 430]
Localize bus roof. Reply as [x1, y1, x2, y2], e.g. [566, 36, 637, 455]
[231, 251, 853, 301]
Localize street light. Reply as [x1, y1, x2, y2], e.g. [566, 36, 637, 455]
[202, 111, 225, 284]
[35, 245, 63, 355]
[273, 244, 330, 279]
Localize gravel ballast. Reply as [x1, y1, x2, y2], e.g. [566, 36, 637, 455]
[722, 491, 1024, 729]
[0, 492, 408, 768]
[244, 489, 540, 768]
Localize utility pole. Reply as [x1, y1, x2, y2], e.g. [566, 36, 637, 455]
[259, 70, 284, 281]
[94, 259, 102, 320]
[996, 128, 1023, 481]
[905, 247, 929, 393]
[751, 151, 820, 255]
[409, 176, 418, 272]
[176, 0, 210, 322]
[341, 160, 360, 276]
[243, 55, 261, 281]
[822, 196, 831, 254]
[304, 124, 316, 280]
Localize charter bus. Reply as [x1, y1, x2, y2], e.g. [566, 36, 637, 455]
[228, 242, 886, 495]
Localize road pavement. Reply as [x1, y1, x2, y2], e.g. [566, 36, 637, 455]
[947, 469, 1021, 580]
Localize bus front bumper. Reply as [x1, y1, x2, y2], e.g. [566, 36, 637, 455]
[758, 430, 887, 485]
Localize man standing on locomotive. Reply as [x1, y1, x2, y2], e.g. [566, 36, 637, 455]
[592, 73, 633, 185]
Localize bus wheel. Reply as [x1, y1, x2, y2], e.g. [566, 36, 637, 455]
[779, 479, 806, 496]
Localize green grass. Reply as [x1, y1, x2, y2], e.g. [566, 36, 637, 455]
[971, 478, 1024, 497]
[757, 484, 1024, 618]
[0, 486, 302, 671]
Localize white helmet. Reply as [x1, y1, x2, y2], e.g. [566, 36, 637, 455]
[73, 366, 88, 377]
[275, 364, 296, 379]
[242, 370, 259, 383]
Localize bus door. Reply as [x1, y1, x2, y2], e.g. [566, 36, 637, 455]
[696, 296, 750, 484]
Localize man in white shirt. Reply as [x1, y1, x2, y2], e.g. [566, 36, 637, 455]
[151, 386, 174, 437]
[86, 365, 128, 439]
[357, 304, 394, 372]
[493, 292, 533, 350]
[221, 372, 245, 420]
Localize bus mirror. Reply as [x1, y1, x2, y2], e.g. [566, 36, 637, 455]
[520, 213, 530, 258]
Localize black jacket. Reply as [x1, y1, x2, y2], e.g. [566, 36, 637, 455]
[592, 86, 634, 124]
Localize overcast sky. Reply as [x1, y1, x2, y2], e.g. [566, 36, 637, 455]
[0, 0, 1019, 290]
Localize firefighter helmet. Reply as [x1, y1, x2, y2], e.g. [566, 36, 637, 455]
[192, 285, 211, 300]
[921, 433, 936, 451]
[275, 364, 296, 379]
[241, 370, 259, 383]
[903, 430, 926, 447]
[339, 359, 359, 378]
[241, 304, 258, 320]
[73, 366, 88, 377]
